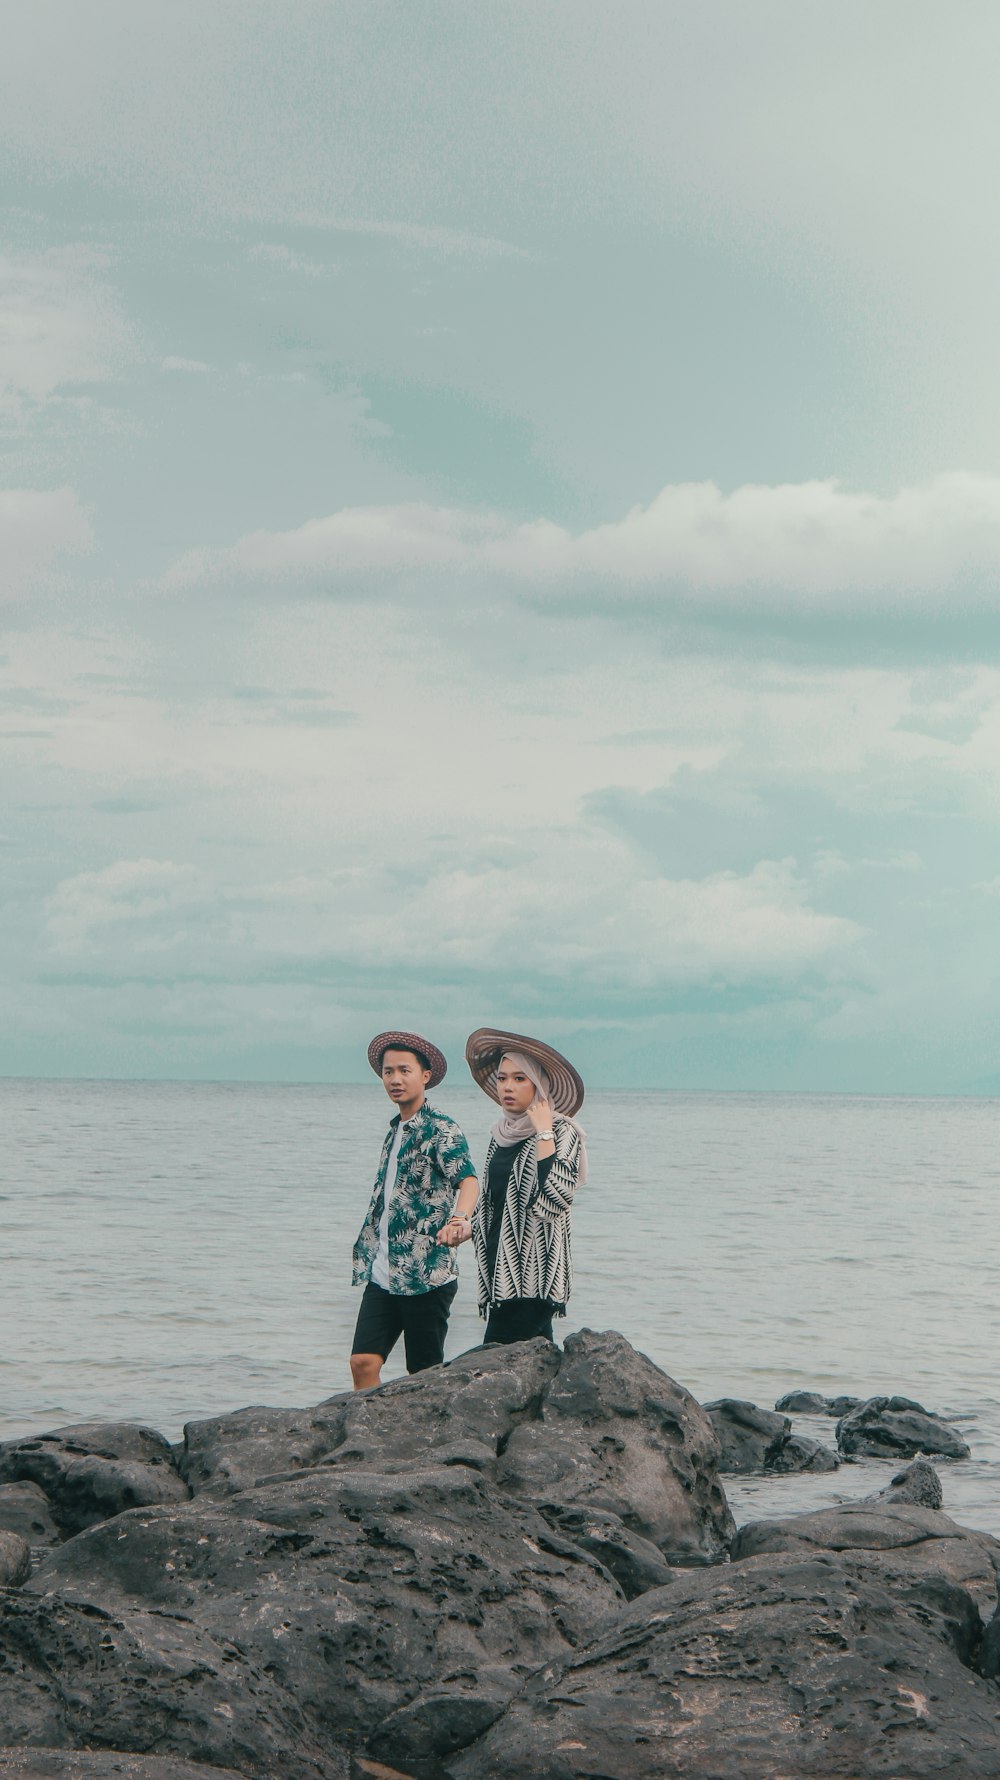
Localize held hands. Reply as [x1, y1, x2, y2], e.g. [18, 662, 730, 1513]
[436, 1214, 472, 1248]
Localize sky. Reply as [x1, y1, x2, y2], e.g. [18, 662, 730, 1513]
[3, 1, 1000, 1091]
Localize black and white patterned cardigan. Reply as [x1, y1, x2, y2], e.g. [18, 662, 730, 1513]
[471, 1113, 582, 1316]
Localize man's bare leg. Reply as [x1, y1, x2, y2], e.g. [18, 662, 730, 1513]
[350, 1352, 383, 1391]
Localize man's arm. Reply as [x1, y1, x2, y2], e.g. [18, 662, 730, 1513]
[438, 1173, 479, 1245]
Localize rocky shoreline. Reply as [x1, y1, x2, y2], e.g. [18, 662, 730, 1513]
[1, 1329, 998, 1778]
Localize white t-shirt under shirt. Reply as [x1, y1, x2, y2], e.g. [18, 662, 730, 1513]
[370, 1114, 412, 1291]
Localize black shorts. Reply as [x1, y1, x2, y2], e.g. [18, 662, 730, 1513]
[483, 1297, 556, 1346]
[352, 1279, 458, 1374]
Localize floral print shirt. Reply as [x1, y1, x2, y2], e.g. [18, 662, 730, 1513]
[352, 1101, 477, 1296]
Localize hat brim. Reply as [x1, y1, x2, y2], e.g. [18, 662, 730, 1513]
[465, 1027, 585, 1116]
[368, 1030, 447, 1090]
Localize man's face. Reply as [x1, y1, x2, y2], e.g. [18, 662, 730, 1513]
[381, 1048, 432, 1108]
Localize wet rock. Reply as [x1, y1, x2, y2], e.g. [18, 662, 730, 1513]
[448, 1554, 1000, 1779]
[0, 1754, 250, 1779]
[731, 1498, 1000, 1610]
[535, 1502, 675, 1598]
[872, 1456, 944, 1509]
[494, 1330, 734, 1565]
[979, 1592, 1000, 1681]
[706, 1400, 838, 1475]
[765, 1432, 840, 1473]
[827, 1394, 862, 1416]
[0, 1482, 61, 1548]
[0, 1592, 340, 1780]
[837, 1395, 971, 1460]
[774, 1388, 829, 1413]
[26, 1462, 623, 1768]
[0, 1425, 189, 1538]
[0, 1530, 31, 1587]
[705, 1398, 790, 1471]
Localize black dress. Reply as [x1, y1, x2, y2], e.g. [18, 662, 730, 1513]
[482, 1141, 558, 1346]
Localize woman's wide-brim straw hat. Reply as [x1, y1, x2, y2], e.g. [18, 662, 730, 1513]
[368, 1030, 448, 1089]
[465, 1028, 585, 1116]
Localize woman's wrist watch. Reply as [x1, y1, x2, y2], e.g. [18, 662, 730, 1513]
[534, 1130, 554, 1143]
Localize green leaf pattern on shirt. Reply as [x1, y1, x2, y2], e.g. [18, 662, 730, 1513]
[352, 1103, 476, 1295]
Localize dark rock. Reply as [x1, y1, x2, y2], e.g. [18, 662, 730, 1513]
[827, 1394, 862, 1416]
[320, 1339, 560, 1478]
[731, 1498, 1000, 1610]
[980, 1592, 1000, 1681]
[0, 1753, 250, 1779]
[705, 1398, 790, 1471]
[766, 1433, 840, 1473]
[178, 1402, 350, 1496]
[0, 1481, 61, 1548]
[535, 1502, 675, 1598]
[494, 1330, 734, 1564]
[872, 1456, 944, 1509]
[837, 1395, 971, 1460]
[774, 1388, 829, 1413]
[448, 1554, 1000, 1778]
[705, 1399, 838, 1475]
[0, 1425, 189, 1537]
[0, 1530, 31, 1587]
[26, 1462, 623, 1768]
[0, 1592, 341, 1780]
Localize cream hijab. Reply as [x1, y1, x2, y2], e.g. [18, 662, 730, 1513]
[490, 1051, 588, 1184]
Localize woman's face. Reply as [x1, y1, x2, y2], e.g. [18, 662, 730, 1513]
[496, 1056, 537, 1115]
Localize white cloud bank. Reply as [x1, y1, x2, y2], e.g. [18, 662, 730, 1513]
[0, 486, 93, 599]
[44, 846, 861, 993]
[0, 247, 133, 414]
[164, 473, 1000, 611]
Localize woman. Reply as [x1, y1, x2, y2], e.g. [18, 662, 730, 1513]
[465, 1027, 588, 1345]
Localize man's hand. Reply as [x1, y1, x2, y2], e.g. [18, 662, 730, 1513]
[437, 1214, 472, 1247]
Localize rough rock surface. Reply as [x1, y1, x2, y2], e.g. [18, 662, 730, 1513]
[837, 1395, 971, 1460]
[0, 1425, 189, 1537]
[870, 1456, 944, 1509]
[0, 1529, 31, 1587]
[494, 1331, 734, 1563]
[0, 1754, 249, 1779]
[23, 1461, 623, 1770]
[535, 1502, 675, 1599]
[0, 1483, 61, 1549]
[0, 1593, 340, 1780]
[731, 1498, 1000, 1610]
[768, 1432, 840, 1473]
[707, 1398, 839, 1474]
[449, 1554, 1000, 1779]
[775, 1389, 861, 1415]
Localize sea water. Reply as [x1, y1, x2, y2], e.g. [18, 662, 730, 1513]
[2, 1079, 997, 1535]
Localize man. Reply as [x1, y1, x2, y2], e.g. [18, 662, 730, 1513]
[350, 1029, 479, 1389]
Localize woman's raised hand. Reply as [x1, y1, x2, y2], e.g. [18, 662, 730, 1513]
[527, 1097, 555, 1134]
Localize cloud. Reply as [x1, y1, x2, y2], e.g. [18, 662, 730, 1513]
[0, 486, 93, 599]
[162, 473, 1000, 613]
[0, 247, 134, 413]
[45, 858, 209, 953]
[42, 842, 861, 998]
[289, 216, 529, 260]
[161, 355, 211, 373]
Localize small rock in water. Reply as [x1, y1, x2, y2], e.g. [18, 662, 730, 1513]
[706, 1401, 838, 1474]
[766, 1433, 839, 1474]
[774, 1389, 829, 1413]
[873, 1456, 944, 1509]
[837, 1395, 971, 1461]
